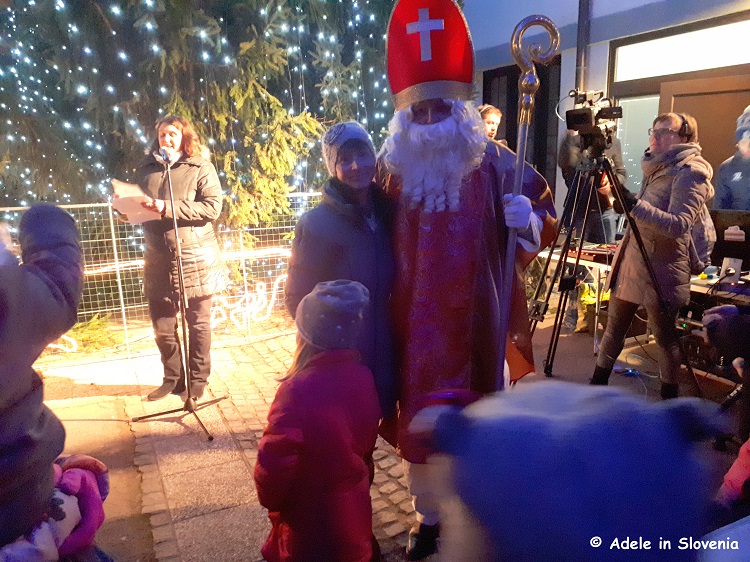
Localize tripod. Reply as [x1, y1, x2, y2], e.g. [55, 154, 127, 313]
[529, 143, 614, 376]
[132, 155, 227, 441]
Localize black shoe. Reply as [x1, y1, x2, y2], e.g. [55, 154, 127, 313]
[147, 381, 177, 401]
[590, 365, 611, 385]
[660, 382, 679, 400]
[406, 523, 439, 561]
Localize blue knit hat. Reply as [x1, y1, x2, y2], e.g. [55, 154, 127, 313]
[295, 280, 370, 350]
[322, 121, 375, 176]
[737, 105, 750, 143]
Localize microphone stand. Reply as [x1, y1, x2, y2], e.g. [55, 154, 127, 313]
[132, 152, 227, 440]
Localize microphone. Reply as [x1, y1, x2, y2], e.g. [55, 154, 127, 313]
[160, 148, 172, 166]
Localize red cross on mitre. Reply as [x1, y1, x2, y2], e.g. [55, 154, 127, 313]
[387, 0, 474, 111]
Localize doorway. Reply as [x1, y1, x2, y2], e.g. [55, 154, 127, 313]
[659, 73, 750, 181]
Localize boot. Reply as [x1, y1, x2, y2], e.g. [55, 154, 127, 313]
[190, 381, 207, 401]
[406, 522, 440, 561]
[660, 382, 679, 400]
[147, 380, 177, 401]
[590, 365, 612, 385]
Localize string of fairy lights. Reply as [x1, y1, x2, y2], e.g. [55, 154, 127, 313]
[0, 0, 393, 209]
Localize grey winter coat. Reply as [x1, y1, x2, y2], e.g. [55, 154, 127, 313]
[135, 154, 226, 301]
[0, 205, 83, 546]
[285, 179, 397, 418]
[606, 144, 713, 308]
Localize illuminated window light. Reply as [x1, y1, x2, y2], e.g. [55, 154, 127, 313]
[615, 20, 750, 82]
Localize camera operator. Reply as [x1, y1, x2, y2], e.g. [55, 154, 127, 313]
[558, 130, 627, 245]
[590, 112, 714, 399]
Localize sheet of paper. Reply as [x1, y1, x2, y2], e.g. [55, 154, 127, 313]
[111, 180, 160, 224]
[111, 179, 145, 198]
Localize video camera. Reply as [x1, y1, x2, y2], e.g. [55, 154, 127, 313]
[565, 89, 623, 155]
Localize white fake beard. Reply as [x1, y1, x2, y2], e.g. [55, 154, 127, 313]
[380, 100, 487, 213]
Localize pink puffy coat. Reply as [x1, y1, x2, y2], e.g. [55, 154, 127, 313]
[254, 350, 381, 562]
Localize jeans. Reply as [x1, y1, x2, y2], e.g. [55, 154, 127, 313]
[596, 296, 682, 384]
[148, 295, 213, 387]
[573, 207, 617, 245]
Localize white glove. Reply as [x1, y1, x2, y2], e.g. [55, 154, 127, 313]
[702, 305, 739, 327]
[503, 194, 533, 230]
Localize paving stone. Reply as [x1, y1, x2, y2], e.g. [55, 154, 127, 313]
[142, 502, 168, 515]
[371, 499, 389, 513]
[388, 464, 404, 479]
[383, 522, 407, 538]
[134, 453, 157, 466]
[373, 472, 388, 484]
[399, 500, 415, 514]
[373, 449, 389, 461]
[377, 456, 398, 469]
[142, 491, 167, 507]
[389, 490, 410, 504]
[151, 524, 176, 544]
[376, 511, 398, 524]
[154, 540, 180, 559]
[150, 512, 172, 527]
[379, 482, 399, 495]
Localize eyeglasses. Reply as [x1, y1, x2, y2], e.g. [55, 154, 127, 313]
[648, 128, 680, 138]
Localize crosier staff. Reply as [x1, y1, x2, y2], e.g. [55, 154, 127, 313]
[496, 15, 560, 390]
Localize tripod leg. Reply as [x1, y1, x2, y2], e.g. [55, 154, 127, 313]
[190, 410, 214, 441]
[543, 168, 599, 377]
[132, 406, 185, 422]
[529, 170, 588, 334]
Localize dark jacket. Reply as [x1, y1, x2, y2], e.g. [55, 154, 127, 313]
[134, 154, 226, 301]
[714, 152, 750, 211]
[558, 134, 627, 213]
[284, 179, 397, 417]
[0, 205, 83, 546]
[255, 350, 380, 562]
[607, 143, 713, 308]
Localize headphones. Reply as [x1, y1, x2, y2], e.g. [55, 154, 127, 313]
[678, 113, 691, 139]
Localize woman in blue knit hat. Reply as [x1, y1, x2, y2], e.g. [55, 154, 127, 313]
[285, 121, 397, 421]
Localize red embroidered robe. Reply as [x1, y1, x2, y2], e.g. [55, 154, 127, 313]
[383, 143, 557, 463]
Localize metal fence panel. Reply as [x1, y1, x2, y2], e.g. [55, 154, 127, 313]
[3, 193, 322, 366]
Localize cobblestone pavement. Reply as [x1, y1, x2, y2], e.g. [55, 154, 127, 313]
[121, 323, 428, 562]
[212, 332, 420, 561]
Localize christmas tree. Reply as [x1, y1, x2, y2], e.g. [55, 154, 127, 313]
[0, 0, 394, 227]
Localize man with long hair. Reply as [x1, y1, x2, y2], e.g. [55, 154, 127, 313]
[379, 1, 557, 558]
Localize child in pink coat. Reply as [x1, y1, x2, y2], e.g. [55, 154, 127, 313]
[254, 280, 382, 562]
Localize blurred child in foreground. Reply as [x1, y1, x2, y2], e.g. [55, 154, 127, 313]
[0, 204, 110, 561]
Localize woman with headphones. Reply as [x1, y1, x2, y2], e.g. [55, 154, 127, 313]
[590, 112, 714, 399]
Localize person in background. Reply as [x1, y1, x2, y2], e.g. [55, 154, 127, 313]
[255, 280, 381, 562]
[558, 130, 627, 245]
[558, 130, 628, 332]
[285, 121, 397, 420]
[134, 115, 226, 401]
[477, 104, 507, 146]
[714, 105, 750, 211]
[590, 113, 714, 399]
